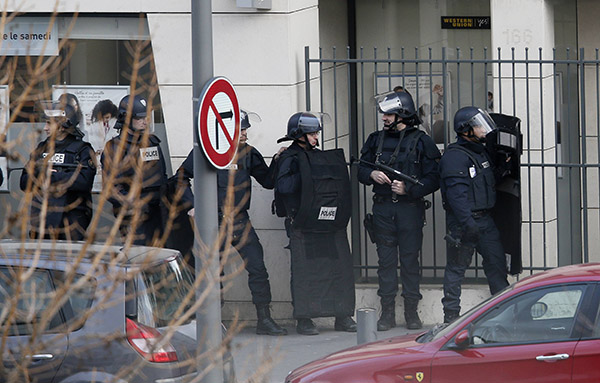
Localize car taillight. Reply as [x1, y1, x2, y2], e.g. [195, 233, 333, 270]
[126, 318, 178, 363]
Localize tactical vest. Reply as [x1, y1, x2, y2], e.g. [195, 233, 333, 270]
[292, 148, 351, 232]
[446, 144, 496, 211]
[375, 128, 424, 176]
[110, 134, 167, 203]
[369, 128, 425, 198]
[272, 146, 301, 218]
[31, 137, 94, 226]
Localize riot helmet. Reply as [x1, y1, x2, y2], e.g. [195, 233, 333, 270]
[40, 100, 84, 138]
[240, 109, 261, 146]
[277, 112, 329, 143]
[375, 91, 421, 127]
[115, 94, 148, 130]
[58, 93, 84, 128]
[453, 106, 496, 142]
[240, 109, 261, 129]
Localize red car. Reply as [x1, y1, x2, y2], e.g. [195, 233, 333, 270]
[286, 263, 600, 383]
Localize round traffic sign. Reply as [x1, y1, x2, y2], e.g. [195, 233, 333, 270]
[197, 77, 240, 169]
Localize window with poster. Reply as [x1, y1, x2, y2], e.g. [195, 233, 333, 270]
[0, 15, 164, 193]
[52, 85, 130, 192]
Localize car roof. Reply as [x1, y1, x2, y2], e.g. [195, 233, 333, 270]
[513, 262, 600, 289]
[0, 240, 182, 267]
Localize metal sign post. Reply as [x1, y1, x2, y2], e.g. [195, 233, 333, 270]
[191, 1, 223, 382]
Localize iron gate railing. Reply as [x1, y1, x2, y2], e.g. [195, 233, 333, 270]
[305, 46, 600, 283]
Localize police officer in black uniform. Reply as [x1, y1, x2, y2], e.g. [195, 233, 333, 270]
[358, 91, 441, 331]
[20, 101, 96, 240]
[171, 110, 287, 336]
[275, 112, 357, 336]
[101, 94, 168, 246]
[439, 106, 510, 323]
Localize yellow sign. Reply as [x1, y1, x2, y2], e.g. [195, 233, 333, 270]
[416, 372, 424, 382]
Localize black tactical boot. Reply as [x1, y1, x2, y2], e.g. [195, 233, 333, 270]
[404, 300, 422, 330]
[334, 316, 357, 332]
[296, 318, 319, 335]
[377, 299, 396, 331]
[255, 304, 288, 336]
[443, 310, 460, 324]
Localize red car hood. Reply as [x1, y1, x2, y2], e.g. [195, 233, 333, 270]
[286, 332, 428, 383]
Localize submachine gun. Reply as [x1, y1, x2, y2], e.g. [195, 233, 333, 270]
[350, 156, 423, 186]
[9, 161, 90, 179]
[351, 157, 424, 244]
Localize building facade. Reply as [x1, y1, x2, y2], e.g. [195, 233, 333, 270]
[1, 0, 599, 322]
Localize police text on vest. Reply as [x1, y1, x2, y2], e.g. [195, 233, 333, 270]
[318, 206, 337, 220]
[139, 147, 160, 162]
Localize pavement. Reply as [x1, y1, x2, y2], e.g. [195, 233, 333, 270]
[229, 321, 428, 383]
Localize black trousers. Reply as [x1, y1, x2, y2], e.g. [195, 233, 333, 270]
[225, 213, 272, 305]
[372, 198, 425, 304]
[442, 213, 509, 313]
[131, 203, 165, 246]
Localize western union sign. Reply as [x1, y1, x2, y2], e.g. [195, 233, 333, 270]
[441, 16, 490, 30]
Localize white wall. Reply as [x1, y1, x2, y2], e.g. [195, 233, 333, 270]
[1, 0, 322, 318]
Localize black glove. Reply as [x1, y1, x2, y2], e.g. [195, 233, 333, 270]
[462, 222, 480, 244]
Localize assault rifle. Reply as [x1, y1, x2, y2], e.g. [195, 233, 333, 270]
[351, 157, 423, 186]
[31, 162, 91, 174]
[12, 162, 90, 177]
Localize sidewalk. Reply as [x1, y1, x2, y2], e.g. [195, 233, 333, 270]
[229, 322, 427, 383]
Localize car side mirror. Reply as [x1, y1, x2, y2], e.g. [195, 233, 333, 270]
[530, 302, 548, 319]
[451, 329, 470, 349]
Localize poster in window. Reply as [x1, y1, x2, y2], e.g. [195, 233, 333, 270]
[52, 85, 130, 192]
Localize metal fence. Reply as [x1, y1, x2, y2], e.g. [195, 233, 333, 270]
[305, 46, 600, 284]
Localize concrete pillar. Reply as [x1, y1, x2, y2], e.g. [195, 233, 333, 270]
[490, 0, 558, 267]
[212, 1, 321, 322]
[578, 0, 600, 261]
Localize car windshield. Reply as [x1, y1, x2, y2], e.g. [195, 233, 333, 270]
[417, 283, 515, 343]
[131, 256, 195, 328]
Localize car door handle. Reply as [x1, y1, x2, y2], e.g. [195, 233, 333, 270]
[30, 354, 54, 361]
[3, 354, 54, 363]
[536, 353, 569, 362]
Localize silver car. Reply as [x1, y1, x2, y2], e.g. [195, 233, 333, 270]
[0, 240, 235, 383]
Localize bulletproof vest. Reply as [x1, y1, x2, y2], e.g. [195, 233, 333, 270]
[32, 137, 93, 227]
[39, 138, 80, 169]
[292, 148, 352, 232]
[217, 148, 252, 213]
[446, 144, 496, 211]
[273, 144, 302, 218]
[113, 134, 167, 202]
[138, 136, 166, 191]
[372, 128, 424, 196]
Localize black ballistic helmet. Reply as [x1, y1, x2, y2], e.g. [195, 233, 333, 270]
[277, 112, 326, 143]
[376, 91, 421, 126]
[377, 91, 418, 118]
[115, 95, 148, 129]
[240, 109, 261, 129]
[41, 101, 84, 138]
[454, 106, 496, 135]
